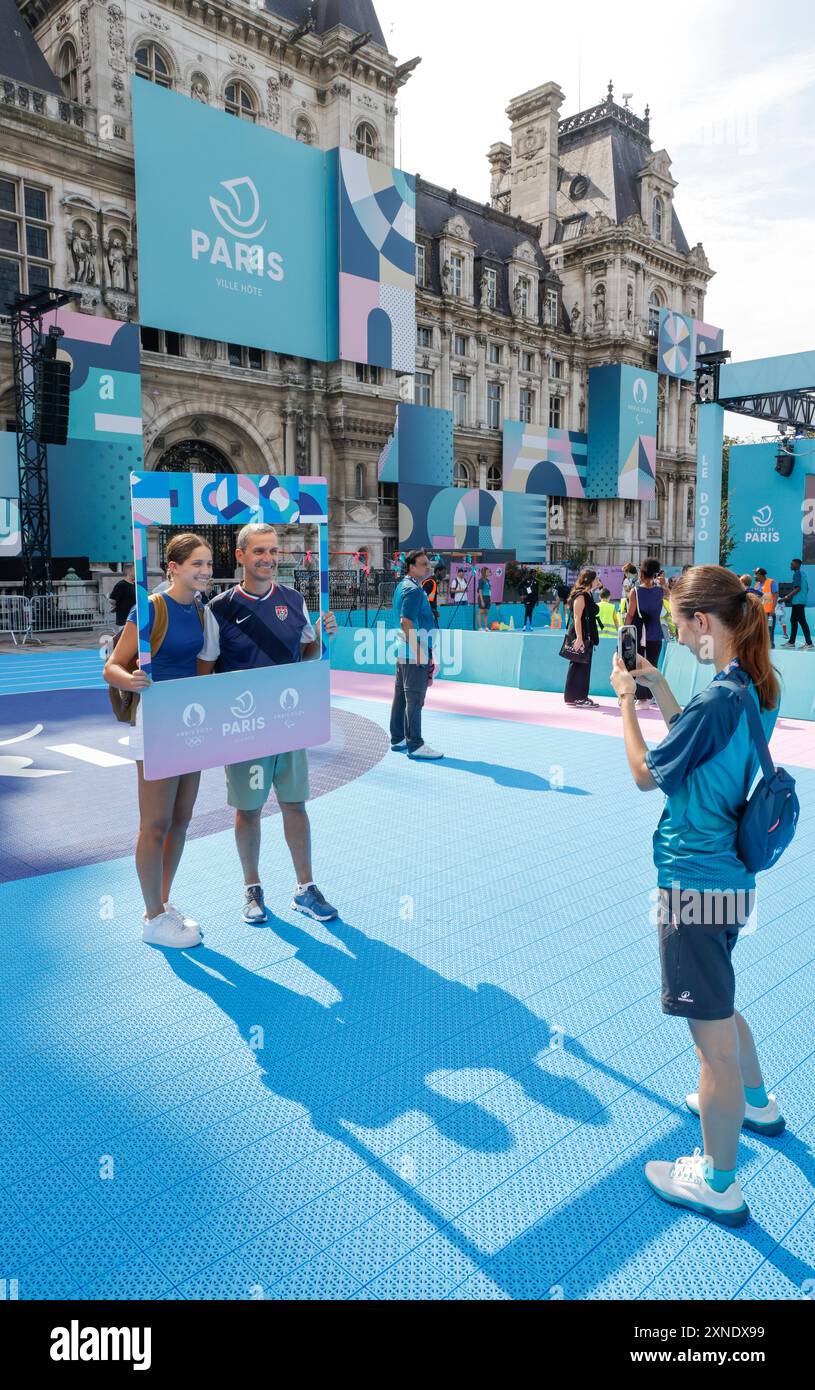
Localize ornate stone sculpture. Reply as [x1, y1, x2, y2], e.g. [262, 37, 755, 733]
[69, 221, 96, 284]
[627, 283, 634, 321]
[106, 232, 129, 291]
[79, 6, 90, 62]
[266, 77, 280, 124]
[108, 7, 126, 70]
[593, 284, 606, 323]
[191, 76, 209, 104]
[480, 270, 492, 307]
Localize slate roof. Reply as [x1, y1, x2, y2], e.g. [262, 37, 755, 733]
[266, 0, 386, 48]
[1, 0, 61, 92]
[416, 180, 569, 326]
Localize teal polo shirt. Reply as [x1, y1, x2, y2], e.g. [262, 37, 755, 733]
[644, 662, 778, 892]
[394, 576, 435, 663]
[791, 568, 809, 604]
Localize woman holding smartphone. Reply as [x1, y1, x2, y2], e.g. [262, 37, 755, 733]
[104, 533, 212, 948]
[625, 557, 664, 707]
[610, 565, 783, 1225]
[563, 568, 602, 708]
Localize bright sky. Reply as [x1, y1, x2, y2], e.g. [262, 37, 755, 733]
[375, 0, 815, 442]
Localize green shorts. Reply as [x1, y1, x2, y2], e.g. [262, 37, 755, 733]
[225, 749, 310, 811]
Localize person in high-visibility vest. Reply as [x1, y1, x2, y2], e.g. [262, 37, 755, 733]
[597, 587, 619, 637]
[421, 574, 439, 624]
[752, 568, 778, 648]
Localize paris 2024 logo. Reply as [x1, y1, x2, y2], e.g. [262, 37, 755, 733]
[191, 176, 285, 282]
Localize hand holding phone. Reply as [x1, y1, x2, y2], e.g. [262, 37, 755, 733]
[617, 624, 638, 672]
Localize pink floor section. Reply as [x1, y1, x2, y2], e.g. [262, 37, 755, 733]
[329, 670, 815, 771]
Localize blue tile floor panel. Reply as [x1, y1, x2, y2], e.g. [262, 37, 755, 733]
[0, 680, 813, 1300]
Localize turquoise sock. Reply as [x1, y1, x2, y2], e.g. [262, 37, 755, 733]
[706, 1166, 737, 1194]
[745, 1083, 769, 1108]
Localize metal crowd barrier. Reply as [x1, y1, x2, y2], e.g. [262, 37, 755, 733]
[0, 594, 34, 645]
[0, 585, 110, 642]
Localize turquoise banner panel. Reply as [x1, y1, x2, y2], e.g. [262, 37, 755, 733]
[33, 310, 143, 562]
[0, 430, 18, 498]
[727, 441, 815, 590]
[693, 403, 724, 565]
[586, 364, 657, 500]
[133, 79, 332, 360]
[719, 351, 815, 400]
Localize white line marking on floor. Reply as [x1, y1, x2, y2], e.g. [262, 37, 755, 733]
[45, 743, 134, 767]
[0, 724, 44, 746]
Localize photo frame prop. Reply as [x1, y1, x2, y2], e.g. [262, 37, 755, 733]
[131, 471, 330, 781]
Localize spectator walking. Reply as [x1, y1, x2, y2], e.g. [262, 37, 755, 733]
[781, 558, 813, 650]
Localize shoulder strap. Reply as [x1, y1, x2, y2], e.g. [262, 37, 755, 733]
[719, 677, 775, 781]
[148, 593, 168, 657]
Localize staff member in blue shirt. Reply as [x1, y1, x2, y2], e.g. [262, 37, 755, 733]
[610, 565, 783, 1226]
[390, 549, 444, 760]
[781, 557, 813, 650]
[198, 523, 338, 927]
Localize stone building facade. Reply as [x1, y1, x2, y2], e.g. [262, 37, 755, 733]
[1, 1, 713, 579]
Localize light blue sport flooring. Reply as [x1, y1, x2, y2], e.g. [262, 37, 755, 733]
[0, 681, 813, 1300]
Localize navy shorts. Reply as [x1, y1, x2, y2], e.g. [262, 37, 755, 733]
[657, 887, 755, 1021]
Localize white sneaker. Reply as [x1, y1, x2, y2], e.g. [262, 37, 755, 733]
[408, 744, 444, 760]
[686, 1091, 785, 1136]
[644, 1147, 749, 1226]
[165, 901, 200, 933]
[142, 911, 202, 949]
[803, 644, 815, 651]
[780, 642, 796, 649]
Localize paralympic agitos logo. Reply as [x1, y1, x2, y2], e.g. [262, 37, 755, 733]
[191, 176, 285, 281]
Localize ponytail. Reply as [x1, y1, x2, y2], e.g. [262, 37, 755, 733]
[671, 565, 780, 711]
[735, 590, 780, 711]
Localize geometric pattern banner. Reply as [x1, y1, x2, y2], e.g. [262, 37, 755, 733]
[586, 364, 657, 501]
[502, 490, 548, 561]
[398, 484, 503, 551]
[38, 310, 143, 562]
[396, 403, 454, 487]
[338, 149, 416, 372]
[658, 308, 723, 382]
[503, 421, 588, 498]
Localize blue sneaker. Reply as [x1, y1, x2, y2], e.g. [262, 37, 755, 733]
[242, 884, 269, 925]
[292, 884, 338, 922]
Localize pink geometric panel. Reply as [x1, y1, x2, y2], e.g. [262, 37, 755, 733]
[339, 272, 380, 364]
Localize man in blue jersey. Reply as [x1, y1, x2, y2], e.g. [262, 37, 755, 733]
[198, 523, 338, 925]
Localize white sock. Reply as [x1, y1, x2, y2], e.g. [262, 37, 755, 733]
[297, 881, 315, 892]
[244, 882, 261, 892]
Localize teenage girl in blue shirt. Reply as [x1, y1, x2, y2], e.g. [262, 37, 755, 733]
[610, 565, 783, 1226]
[104, 533, 212, 950]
